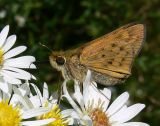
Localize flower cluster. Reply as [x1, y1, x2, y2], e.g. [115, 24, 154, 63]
[0, 25, 149, 126]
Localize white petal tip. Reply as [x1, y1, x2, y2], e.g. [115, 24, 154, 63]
[4, 25, 9, 30]
[138, 103, 146, 109]
[32, 75, 36, 80]
[23, 46, 27, 50]
[123, 92, 129, 97]
[44, 82, 48, 87]
[30, 64, 36, 69]
[11, 35, 16, 39]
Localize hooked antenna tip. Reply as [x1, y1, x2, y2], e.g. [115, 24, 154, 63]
[39, 42, 52, 52]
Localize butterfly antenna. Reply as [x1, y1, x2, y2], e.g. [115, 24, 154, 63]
[39, 42, 52, 52]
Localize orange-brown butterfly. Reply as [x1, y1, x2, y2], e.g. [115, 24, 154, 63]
[49, 23, 145, 85]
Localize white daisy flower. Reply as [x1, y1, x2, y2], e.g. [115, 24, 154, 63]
[0, 25, 36, 85]
[0, 87, 54, 126]
[13, 81, 74, 126]
[63, 70, 149, 126]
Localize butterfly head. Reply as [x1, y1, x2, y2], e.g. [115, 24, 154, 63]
[49, 51, 66, 71]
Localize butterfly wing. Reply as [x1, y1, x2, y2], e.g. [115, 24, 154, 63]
[80, 23, 145, 78]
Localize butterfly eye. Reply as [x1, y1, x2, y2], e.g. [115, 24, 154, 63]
[56, 56, 66, 65]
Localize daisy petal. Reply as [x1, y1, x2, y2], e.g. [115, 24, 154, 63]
[61, 109, 74, 118]
[0, 25, 9, 47]
[19, 82, 30, 96]
[71, 111, 81, 119]
[73, 80, 85, 112]
[83, 71, 96, 108]
[4, 46, 27, 60]
[110, 104, 145, 123]
[101, 88, 111, 100]
[0, 81, 10, 93]
[113, 122, 149, 126]
[2, 35, 16, 53]
[82, 115, 93, 126]
[29, 95, 42, 108]
[4, 56, 36, 68]
[109, 105, 127, 123]
[2, 73, 22, 84]
[107, 92, 129, 116]
[30, 63, 36, 69]
[3, 66, 32, 79]
[1, 69, 31, 80]
[32, 74, 36, 80]
[10, 94, 32, 109]
[13, 83, 30, 96]
[43, 82, 49, 99]
[21, 118, 54, 126]
[62, 81, 83, 116]
[30, 83, 43, 102]
[22, 107, 51, 119]
[2, 92, 11, 100]
[101, 88, 111, 110]
[84, 82, 110, 110]
[83, 70, 92, 91]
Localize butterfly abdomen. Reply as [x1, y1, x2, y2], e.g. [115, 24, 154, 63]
[91, 71, 128, 85]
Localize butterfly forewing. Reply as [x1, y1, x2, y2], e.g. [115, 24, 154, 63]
[80, 24, 145, 78]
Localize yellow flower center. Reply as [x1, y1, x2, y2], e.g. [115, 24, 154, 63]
[0, 49, 3, 66]
[0, 100, 21, 126]
[89, 108, 110, 126]
[38, 105, 67, 126]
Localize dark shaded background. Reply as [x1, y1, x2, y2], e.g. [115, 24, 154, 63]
[0, 0, 160, 125]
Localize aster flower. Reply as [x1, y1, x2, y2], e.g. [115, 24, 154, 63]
[0, 25, 36, 85]
[13, 81, 74, 126]
[63, 70, 149, 126]
[0, 86, 54, 126]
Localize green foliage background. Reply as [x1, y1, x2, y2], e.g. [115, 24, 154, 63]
[0, 0, 160, 125]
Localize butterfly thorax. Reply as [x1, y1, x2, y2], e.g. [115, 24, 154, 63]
[49, 50, 87, 82]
